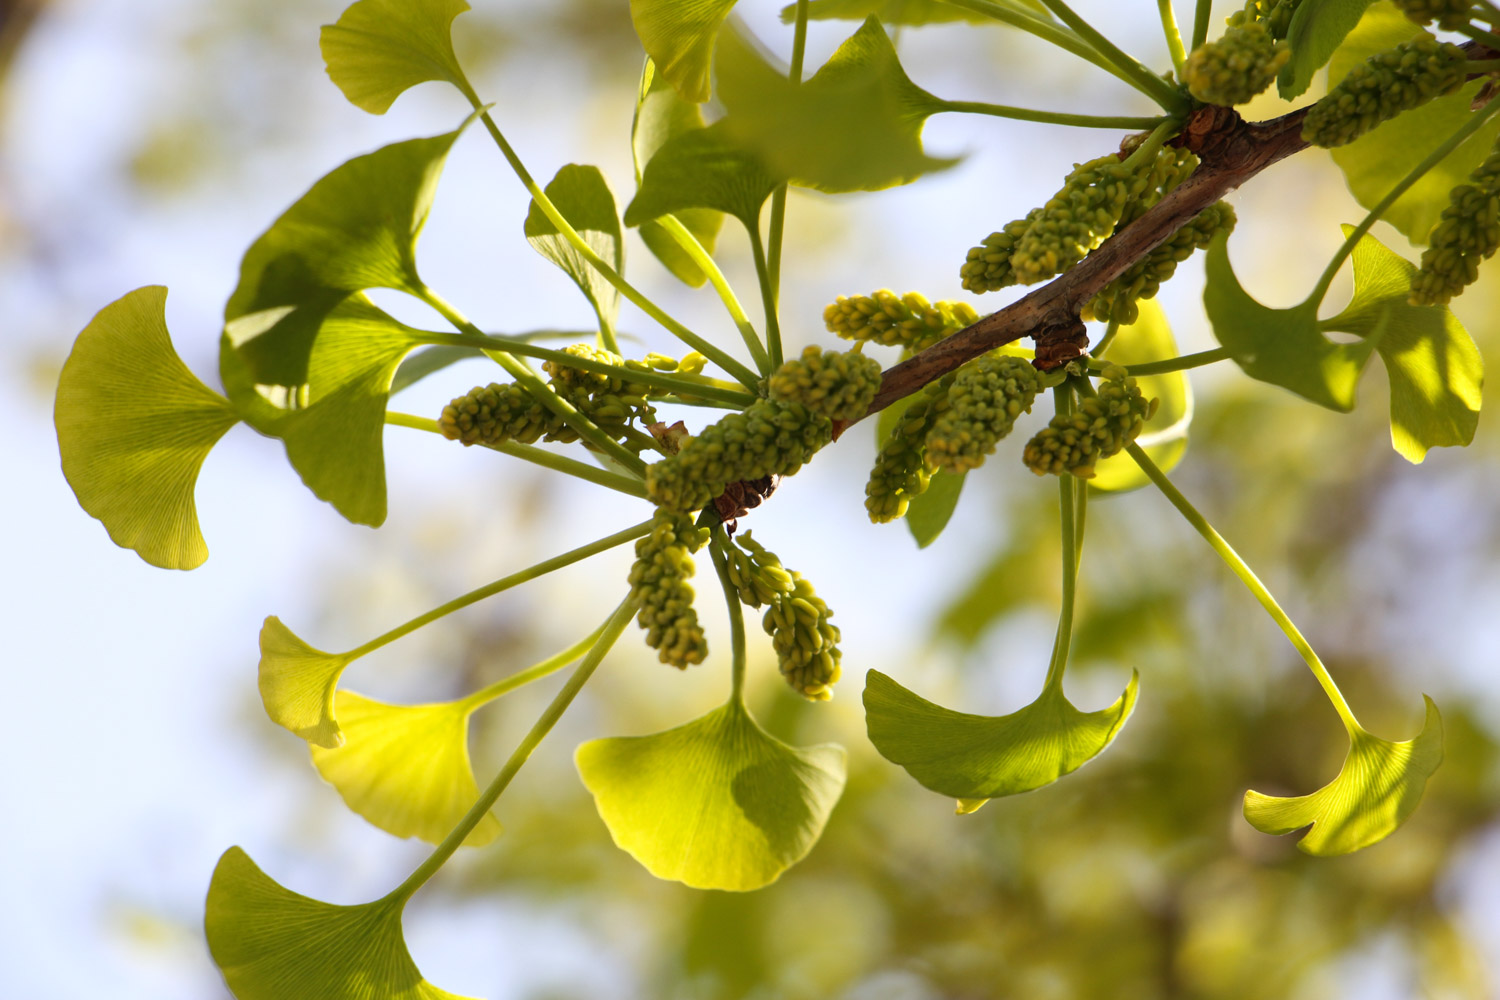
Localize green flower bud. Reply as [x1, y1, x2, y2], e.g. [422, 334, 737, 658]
[761, 571, 841, 701]
[1011, 154, 1152, 285]
[439, 381, 575, 446]
[1391, 0, 1475, 31]
[1022, 366, 1158, 479]
[723, 530, 796, 608]
[824, 289, 980, 351]
[865, 375, 955, 523]
[542, 343, 658, 430]
[1302, 37, 1469, 148]
[767, 346, 884, 422]
[960, 211, 1041, 293]
[924, 355, 1042, 473]
[1085, 201, 1238, 324]
[1184, 20, 1289, 107]
[628, 508, 710, 669]
[1411, 147, 1500, 305]
[646, 400, 834, 515]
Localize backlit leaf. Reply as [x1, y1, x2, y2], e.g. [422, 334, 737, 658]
[1244, 696, 1442, 855]
[258, 616, 353, 750]
[1327, 5, 1500, 243]
[311, 691, 500, 847]
[1091, 300, 1192, 493]
[576, 698, 847, 891]
[223, 123, 465, 392]
[205, 847, 472, 1000]
[55, 286, 238, 570]
[1204, 231, 1378, 411]
[633, 63, 724, 286]
[1322, 228, 1482, 462]
[630, 0, 740, 103]
[624, 120, 780, 232]
[782, 0, 1002, 24]
[864, 668, 1138, 801]
[718, 17, 957, 193]
[320, 0, 476, 114]
[905, 468, 964, 548]
[524, 165, 623, 328]
[1278, 0, 1378, 99]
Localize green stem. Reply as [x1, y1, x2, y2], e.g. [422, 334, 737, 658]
[389, 594, 638, 903]
[1467, 58, 1500, 73]
[1191, 0, 1212, 50]
[386, 412, 651, 498]
[1126, 442, 1362, 734]
[344, 522, 652, 661]
[1306, 94, 1500, 308]
[1121, 119, 1178, 172]
[1086, 346, 1231, 376]
[415, 331, 758, 408]
[1034, 0, 1190, 112]
[595, 309, 621, 356]
[940, 102, 1168, 130]
[1457, 23, 1500, 51]
[709, 533, 750, 706]
[1158, 0, 1188, 76]
[652, 214, 771, 373]
[418, 288, 649, 477]
[469, 107, 761, 389]
[1044, 385, 1079, 693]
[939, 0, 1162, 95]
[1091, 317, 1124, 357]
[765, 0, 812, 305]
[459, 624, 609, 712]
[749, 225, 784, 368]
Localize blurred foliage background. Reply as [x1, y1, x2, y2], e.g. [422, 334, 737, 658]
[4, 1, 1499, 998]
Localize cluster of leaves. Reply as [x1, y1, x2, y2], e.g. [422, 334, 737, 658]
[50, 0, 1500, 998]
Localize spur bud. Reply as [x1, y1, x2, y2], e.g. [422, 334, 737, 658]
[1184, 21, 1289, 107]
[824, 289, 980, 351]
[924, 355, 1042, 473]
[1411, 147, 1500, 305]
[1022, 366, 1157, 479]
[767, 346, 883, 422]
[1302, 37, 1468, 148]
[627, 509, 709, 668]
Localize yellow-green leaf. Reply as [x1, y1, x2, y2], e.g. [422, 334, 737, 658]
[576, 698, 847, 891]
[633, 62, 724, 286]
[205, 847, 473, 1000]
[623, 120, 780, 232]
[1278, 0, 1379, 99]
[320, 0, 477, 114]
[55, 286, 239, 570]
[258, 616, 353, 749]
[864, 668, 1138, 801]
[311, 691, 500, 847]
[1091, 300, 1192, 493]
[630, 0, 740, 103]
[1244, 696, 1442, 855]
[524, 164, 623, 328]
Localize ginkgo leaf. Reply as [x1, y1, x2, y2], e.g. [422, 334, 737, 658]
[1321, 228, 1483, 462]
[1244, 695, 1442, 855]
[1278, 0, 1378, 100]
[1204, 231, 1378, 411]
[320, 0, 477, 114]
[864, 668, 1139, 801]
[717, 17, 957, 193]
[205, 847, 473, 1000]
[258, 616, 353, 750]
[576, 698, 847, 891]
[624, 120, 781, 232]
[1327, 5, 1500, 243]
[1091, 300, 1192, 493]
[905, 468, 964, 548]
[524, 165, 623, 328]
[55, 286, 239, 570]
[223, 122, 466, 393]
[782, 0, 996, 24]
[630, 0, 740, 103]
[633, 63, 724, 286]
[311, 691, 500, 847]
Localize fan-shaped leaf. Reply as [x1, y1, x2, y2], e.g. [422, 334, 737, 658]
[1091, 300, 1192, 493]
[524, 165, 623, 328]
[320, 0, 476, 114]
[905, 468, 965, 548]
[1244, 696, 1442, 855]
[258, 616, 353, 750]
[1327, 5, 1500, 243]
[864, 668, 1138, 801]
[1278, 0, 1379, 99]
[1322, 228, 1482, 462]
[55, 286, 239, 570]
[311, 691, 500, 847]
[576, 698, 847, 891]
[630, 0, 740, 103]
[624, 120, 780, 232]
[223, 123, 466, 393]
[205, 847, 472, 1000]
[1204, 231, 1378, 411]
[717, 17, 957, 193]
[633, 63, 724, 286]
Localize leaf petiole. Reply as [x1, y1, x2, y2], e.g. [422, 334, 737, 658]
[709, 531, 750, 705]
[1158, 0, 1188, 77]
[1086, 346, 1230, 376]
[651, 214, 771, 373]
[459, 623, 611, 712]
[1191, 0, 1212, 50]
[749, 225, 784, 369]
[765, 0, 812, 308]
[1034, 0, 1191, 112]
[1044, 385, 1081, 692]
[940, 102, 1169, 130]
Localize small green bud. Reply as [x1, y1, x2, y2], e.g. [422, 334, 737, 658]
[1391, 0, 1475, 31]
[1022, 367, 1158, 479]
[924, 355, 1042, 473]
[628, 509, 710, 669]
[767, 346, 884, 422]
[824, 290, 980, 351]
[865, 375, 954, 523]
[1085, 201, 1238, 324]
[761, 572, 841, 700]
[1411, 147, 1500, 305]
[723, 531, 796, 608]
[439, 381, 575, 446]
[1302, 37, 1469, 148]
[1184, 21, 1289, 107]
